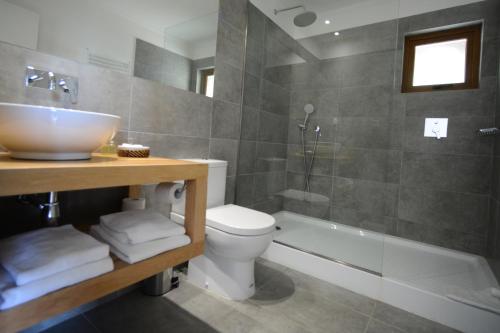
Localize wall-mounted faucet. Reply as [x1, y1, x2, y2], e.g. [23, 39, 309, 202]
[25, 66, 79, 104]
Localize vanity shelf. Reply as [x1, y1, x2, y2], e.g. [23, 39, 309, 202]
[0, 153, 208, 333]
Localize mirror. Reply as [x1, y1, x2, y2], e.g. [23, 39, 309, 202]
[0, 0, 219, 97]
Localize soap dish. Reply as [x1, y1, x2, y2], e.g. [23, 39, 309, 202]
[117, 144, 150, 158]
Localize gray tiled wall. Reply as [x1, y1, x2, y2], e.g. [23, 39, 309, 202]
[0, 0, 248, 232]
[237, 1, 500, 256]
[236, 4, 294, 215]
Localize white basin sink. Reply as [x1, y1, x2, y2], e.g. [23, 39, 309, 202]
[0, 103, 120, 160]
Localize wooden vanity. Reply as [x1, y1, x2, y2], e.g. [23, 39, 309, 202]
[0, 152, 208, 332]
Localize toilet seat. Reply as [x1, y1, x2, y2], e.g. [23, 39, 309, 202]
[206, 204, 275, 236]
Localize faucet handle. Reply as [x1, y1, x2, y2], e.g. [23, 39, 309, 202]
[58, 78, 70, 93]
[25, 66, 44, 85]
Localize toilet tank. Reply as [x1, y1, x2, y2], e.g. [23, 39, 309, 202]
[171, 159, 227, 215]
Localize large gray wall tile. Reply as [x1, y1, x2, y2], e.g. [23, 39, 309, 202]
[405, 76, 497, 117]
[214, 61, 243, 104]
[216, 19, 245, 70]
[398, 186, 490, 236]
[401, 152, 492, 194]
[334, 147, 401, 183]
[211, 100, 241, 139]
[339, 50, 395, 88]
[238, 140, 256, 175]
[332, 177, 399, 218]
[209, 138, 239, 176]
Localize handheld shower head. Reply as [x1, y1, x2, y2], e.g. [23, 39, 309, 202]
[299, 104, 315, 130]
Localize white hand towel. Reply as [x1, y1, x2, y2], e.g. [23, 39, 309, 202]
[0, 225, 109, 286]
[0, 257, 113, 310]
[90, 226, 190, 264]
[100, 209, 186, 244]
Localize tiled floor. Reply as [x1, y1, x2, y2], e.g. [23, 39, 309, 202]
[40, 259, 459, 333]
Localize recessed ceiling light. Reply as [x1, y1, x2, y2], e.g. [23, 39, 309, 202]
[334, 31, 340, 36]
[325, 20, 331, 24]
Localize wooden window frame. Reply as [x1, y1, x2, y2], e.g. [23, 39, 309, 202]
[200, 68, 215, 96]
[401, 24, 482, 93]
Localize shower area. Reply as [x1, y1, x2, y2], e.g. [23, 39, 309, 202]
[235, 0, 500, 331]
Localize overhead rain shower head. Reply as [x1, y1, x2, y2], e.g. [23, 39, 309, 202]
[274, 5, 317, 27]
[294, 11, 317, 27]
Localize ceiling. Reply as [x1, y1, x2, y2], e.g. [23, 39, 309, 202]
[250, 0, 485, 39]
[91, 0, 219, 36]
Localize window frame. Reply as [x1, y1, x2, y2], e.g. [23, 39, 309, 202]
[401, 24, 482, 93]
[199, 68, 215, 97]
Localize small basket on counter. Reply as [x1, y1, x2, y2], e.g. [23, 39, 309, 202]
[117, 144, 150, 158]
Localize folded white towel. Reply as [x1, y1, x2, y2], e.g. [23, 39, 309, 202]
[0, 257, 113, 310]
[447, 288, 500, 315]
[100, 209, 186, 245]
[90, 225, 190, 264]
[0, 225, 109, 286]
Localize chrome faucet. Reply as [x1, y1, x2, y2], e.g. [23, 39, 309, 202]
[24, 66, 79, 104]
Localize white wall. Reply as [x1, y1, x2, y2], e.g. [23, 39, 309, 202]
[0, 0, 39, 50]
[7, 0, 165, 68]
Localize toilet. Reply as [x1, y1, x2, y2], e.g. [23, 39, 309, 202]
[170, 159, 275, 300]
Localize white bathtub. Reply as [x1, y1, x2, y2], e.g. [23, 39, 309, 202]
[262, 211, 500, 333]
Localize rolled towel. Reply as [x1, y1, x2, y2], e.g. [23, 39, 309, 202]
[90, 225, 190, 264]
[0, 257, 113, 310]
[0, 225, 109, 286]
[100, 209, 185, 245]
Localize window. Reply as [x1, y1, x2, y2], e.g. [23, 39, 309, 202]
[200, 68, 215, 97]
[401, 24, 482, 93]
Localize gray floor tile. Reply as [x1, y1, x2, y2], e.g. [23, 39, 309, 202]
[206, 309, 273, 333]
[282, 268, 377, 315]
[251, 282, 369, 333]
[366, 318, 405, 333]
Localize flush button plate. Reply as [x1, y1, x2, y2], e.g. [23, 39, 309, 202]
[424, 118, 448, 139]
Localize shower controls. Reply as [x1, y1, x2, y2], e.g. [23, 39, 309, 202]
[424, 118, 448, 139]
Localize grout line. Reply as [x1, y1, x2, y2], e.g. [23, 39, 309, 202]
[363, 316, 373, 333]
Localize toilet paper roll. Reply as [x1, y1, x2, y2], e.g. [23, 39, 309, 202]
[155, 182, 185, 205]
[122, 197, 146, 211]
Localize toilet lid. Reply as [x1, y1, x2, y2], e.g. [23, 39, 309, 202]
[206, 205, 275, 236]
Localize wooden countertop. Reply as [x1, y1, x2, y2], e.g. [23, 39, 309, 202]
[0, 153, 208, 196]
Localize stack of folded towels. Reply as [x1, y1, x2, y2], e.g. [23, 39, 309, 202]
[0, 225, 112, 310]
[90, 209, 190, 264]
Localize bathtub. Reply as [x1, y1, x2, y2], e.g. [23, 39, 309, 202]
[261, 211, 500, 333]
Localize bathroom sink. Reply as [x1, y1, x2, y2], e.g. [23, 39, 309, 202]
[0, 103, 120, 160]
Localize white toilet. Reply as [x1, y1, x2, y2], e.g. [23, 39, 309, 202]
[170, 159, 275, 300]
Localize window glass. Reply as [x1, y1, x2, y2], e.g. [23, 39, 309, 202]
[413, 38, 467, 86]
[205, 74, 214, 97]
